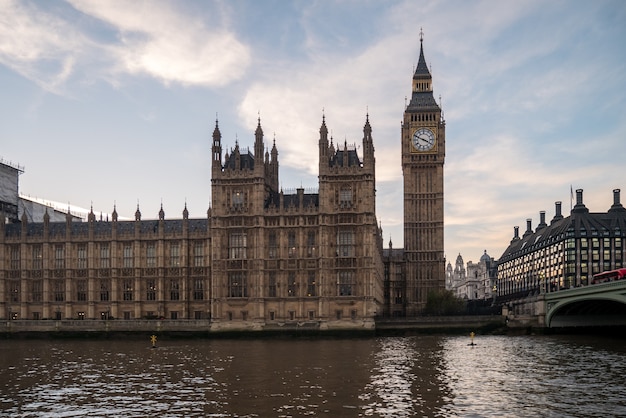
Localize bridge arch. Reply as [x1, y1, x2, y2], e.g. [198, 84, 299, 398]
[546, 292, 626, 328]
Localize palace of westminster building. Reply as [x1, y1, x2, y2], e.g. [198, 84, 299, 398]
[0, 38, 446, 330]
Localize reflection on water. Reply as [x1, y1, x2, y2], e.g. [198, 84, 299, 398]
[0, 335, 625, 417]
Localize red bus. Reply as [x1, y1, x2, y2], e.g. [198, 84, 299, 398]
[591, 268, 626, 285]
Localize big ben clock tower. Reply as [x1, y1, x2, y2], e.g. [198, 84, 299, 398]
[402, 31, 445, 315]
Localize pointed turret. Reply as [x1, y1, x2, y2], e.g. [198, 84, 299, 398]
[407, 30, 440, 112]
[254, 116, 264, 160]
[212, 118, 222, 175]
[362, 112, 375, 169]
[233, 141, 241, 170]
[158, 203, 165, 220]
[88, 204, 96, 222]
[134, 203, 141, 236]
[269, 138, 279, 192]
[135, 203, 141, 221]
[413, 29, 432, 89]
[318, 113, 329, 174]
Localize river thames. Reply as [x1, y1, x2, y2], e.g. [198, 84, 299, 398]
[1, 334, 625, 417]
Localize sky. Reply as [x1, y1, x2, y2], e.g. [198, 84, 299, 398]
[1, 0, 625, 264]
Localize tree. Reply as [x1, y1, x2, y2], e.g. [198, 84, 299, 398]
[424, 289, 465, 315]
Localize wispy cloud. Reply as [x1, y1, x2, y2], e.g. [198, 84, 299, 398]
[0, 0, 83, 93]
[2, 0, 624, 263]
[68, 0, 250, 87]
[0, 0, 251, 93]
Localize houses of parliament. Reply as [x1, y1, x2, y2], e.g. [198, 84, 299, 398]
[0, 38, 446, 330]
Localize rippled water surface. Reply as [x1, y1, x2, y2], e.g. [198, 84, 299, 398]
[1, 334, 625, 417]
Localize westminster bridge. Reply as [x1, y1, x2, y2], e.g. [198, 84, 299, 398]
[503, 280, 626, 329]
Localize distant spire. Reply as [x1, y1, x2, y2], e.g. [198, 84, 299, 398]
[159, 202, 165, 220]
[414, 28, 431, 78]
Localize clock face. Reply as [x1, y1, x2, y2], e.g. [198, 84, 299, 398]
[411, 128, 435, 151]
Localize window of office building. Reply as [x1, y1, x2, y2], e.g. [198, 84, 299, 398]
[31, 280, 43, 302]
[288, 231, 297, 258]
[339, 187, 352, 207]
[146, 279, 156, 301]
[229, 232, 247, 259]
[32, 245, 43, 270]
[193, 278, 204, 300]
[228, 272, 247, 297]
[100, 278, 110, 301]
[268, 232, 277, 259]
[337, 270, 355, 296]
[170, 242, 180, 267]
[170, 279, 180, 300]
[76, 279, 87, 301]
[100, 243, 110, 268]
[52, 279, 64, 302]
[55, 245, 65, 269]
[194, 242, 204, 267]
[287, 272, 297, 296]
[307, 271, 316, 296]
[8, 280, 19, 302]
[10, 245, 19, 270]
[122, 279, 133, 301]
[123, 244, 133, 268]
[77, 244, 87, 269]
[232, 190, 244, 209]
[268, 272, 277, 297]
[306, 231, 316, 257]
[337, 230, 355, 257]
[146, 243, 156, 267]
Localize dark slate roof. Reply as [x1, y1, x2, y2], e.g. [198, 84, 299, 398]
[406, 40, 440, 113]
[406, 91, 440, 112]
[224, 150, 255, 170]
[329, 148, 361, 168]
[414, 41, 431, 79]
[499, 208, 626, 262]
[383, 248, 405, 259]
[4, 219, 208, 238]
[265, 191, 319, 210]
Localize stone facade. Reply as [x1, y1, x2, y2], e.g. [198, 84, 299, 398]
[446, 251, 497, 301]
[400, 34, 446, 315]
[0, 114, 384, 331]
[1, 38, 448, 327]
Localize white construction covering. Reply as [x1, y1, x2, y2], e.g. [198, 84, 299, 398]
[0, 162, 19, 206]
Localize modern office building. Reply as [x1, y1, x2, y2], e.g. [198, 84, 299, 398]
[497, 189, 626, 301]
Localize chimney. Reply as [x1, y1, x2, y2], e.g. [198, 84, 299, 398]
[511, 226, 520, 243]
[609, 189, 626, 212]
[536, 211, 547, 231]
[523, 219, 533, 238]
[551, 201, 563, 224]
[572, 189, 589, 213]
